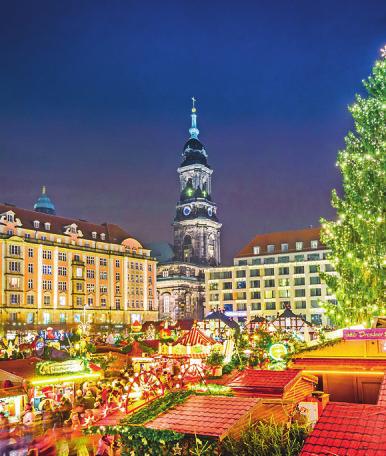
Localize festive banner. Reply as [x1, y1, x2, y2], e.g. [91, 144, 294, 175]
[343, 328, 386, 340]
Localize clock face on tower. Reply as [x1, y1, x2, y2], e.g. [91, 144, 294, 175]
[183, 206, 192, 216]
[207, 207, 213, 217]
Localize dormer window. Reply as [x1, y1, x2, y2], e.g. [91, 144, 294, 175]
[100, 233, 106, 241]
[71, 226, 77, 234]
[296, 241, 303, 251]
[45, 222, 51, 231]
[267, 244, 275, 253]
[253, 246, 260, 255]
[311, 240, 318, 249]
[281, 243, 288, 252]
[6, 213, 14, 223]
[92, 232, 97, 239]
[33, 220, 40, 229]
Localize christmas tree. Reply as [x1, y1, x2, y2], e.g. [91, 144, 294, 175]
[321, 48, 386, 326]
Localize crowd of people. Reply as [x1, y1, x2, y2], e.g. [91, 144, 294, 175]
[0, 378, 129, 456]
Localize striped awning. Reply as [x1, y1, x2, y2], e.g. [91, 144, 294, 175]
[174, 327, 217, 346]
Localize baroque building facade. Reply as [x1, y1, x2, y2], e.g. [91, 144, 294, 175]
[0, 188, 158, 333]
[153, 100, 222, 320]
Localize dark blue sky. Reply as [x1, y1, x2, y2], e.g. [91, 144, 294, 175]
[0, 1, 385, 263]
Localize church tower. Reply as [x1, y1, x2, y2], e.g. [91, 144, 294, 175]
[173, 99, 221, 266]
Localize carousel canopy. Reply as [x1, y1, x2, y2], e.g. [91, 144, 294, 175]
[204, 311, 239, 330]
[174, 327, 217, 346]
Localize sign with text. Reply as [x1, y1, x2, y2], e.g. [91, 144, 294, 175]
[36, 359, 87, 376]
[343, 328, 386, 340]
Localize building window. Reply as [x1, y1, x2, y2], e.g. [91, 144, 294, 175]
[86, 256, 95, 265]
[27, 295, 34, 305]
[44, 222, 50, 230]
[115, 260, 120, 268]
[294, 277, 305, 286]
[115, 272, 120, 281]
[42, 250, 52, 259]
[43, 296, 51, 306]
[76, 297, 83, 306]
[6, 213, 14, 222]
[59, 296, 66, 306]
[295, 289, 306, 297]
[307, 253, 320, 261]
[294, 266, 304, 274]
[296, 242, 303, 251]
[58, 267, 67, 276]
[279, 267, 289, 275]
[251, 258, 261, 265]
[267, 244, 275, 253]
[115, 298, 121, 310]
[236, 270, 246, 278]
[115, 285, 120, 294]
[325, 263, 335, 272]
[209, 283, 218, 291]
[250, 269, 260, 277]
[263, 257, 275, 264]
[58, 282, 67, 292]
[294, 254, 304, 262]
[264, 279, 275, 288]
[253, 246, 260, 255]
[310, 288, 322, 297]
[310, 276, 321, 285]
[33, 220, 40, 229]
[311, 300, 320, 308]
[59, 313, 66, 323]
[43, 280, 52, 290]
[295, 300, 307, 309]
[278, 278, 290, 287]
[10, 294, 21, 305]
[27, 313, 34, 324]
[76, 283, 83, 292]
[43, 313, 50, 324]
[236, 281, 246, 289]
[86, 270, 95, 279]
[28, 248, 34, 257]
[9, 262, 21, 272]
[250, 280, 260, 288]
[28, 279, 33, 289]
[28, 263, 34, 273]
[281, 243, 288, 252]
[237, 260, 247, 266]
[88, 297, 93, 306]
[278, 256, 290, 263]
[92, 232, 97, 239]
[42, 265, 52, 275]
[279, 289, 290, 298]
[99, 258, 107, 266]
[251, 302, 261, 311]
[58, 252, 67, 261]
[251, 291, 261, 299]
[311, 240, 318, 249]
[264, 268, 274, 276]
[9, 245, 21, 256]
[100, 233, 106, 241]
[309, 265, 318, 273]
[265, 302, 276, 310]
[74, 314, 81, 323]
[101, 298, 106, 307]
[223, 292, 233, 300]
[162, 270, 169, 278]
[100, 271, 107, 280]
[264, 290, 275, 299]
[76, 267, 83, 278]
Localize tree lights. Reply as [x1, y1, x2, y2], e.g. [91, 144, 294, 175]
[321, 49, 386, 326]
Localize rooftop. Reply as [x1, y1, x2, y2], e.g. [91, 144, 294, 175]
[0, 203, 140, 246]
[236, 227, 324, 258]
[145, 395, 259, 439]
[227, 369, 305, 396]
[300, 402, 386, 456]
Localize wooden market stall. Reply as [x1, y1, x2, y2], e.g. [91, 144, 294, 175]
[291, 328, 386, 404]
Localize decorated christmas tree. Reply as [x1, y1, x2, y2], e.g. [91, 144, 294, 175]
[321, 48, 386, 326]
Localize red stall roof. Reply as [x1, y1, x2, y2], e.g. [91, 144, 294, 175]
[145, 395, 259, 439]
[228, 369, 313, 397]
[174, 327, 217, 346]
[300, 402, 386, 456]
[0, 358, 42, 381]
[292, 357, 386, 372]
[377, 373, 386, 407]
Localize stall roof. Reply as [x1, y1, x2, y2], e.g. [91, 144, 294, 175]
[145, 395, 260, 440]
[174, 327, 217, 346]
[204, 311, 240, 330]
[0, 357, 42, 382]
[300, 402, 386, 456]
[227, 369, 316, 397]
[377, 373, 386, 407]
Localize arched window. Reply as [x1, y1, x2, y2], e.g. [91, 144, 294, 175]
[163, 293, 171, 314]
[208, 235, 215, 258]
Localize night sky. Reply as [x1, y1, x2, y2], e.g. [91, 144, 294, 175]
[0, 1, 385, 264]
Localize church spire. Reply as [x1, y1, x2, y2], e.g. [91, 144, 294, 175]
[34, 186, 56, 215]
[189, 97, 199, 139]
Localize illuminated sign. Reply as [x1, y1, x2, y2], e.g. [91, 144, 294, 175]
[343, 328, 386, 340]
[36, 359, 87, 376]
[269, 343, 288, 361]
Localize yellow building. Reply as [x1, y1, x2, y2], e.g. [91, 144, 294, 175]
[0, 193, 158, 332]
